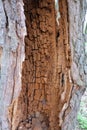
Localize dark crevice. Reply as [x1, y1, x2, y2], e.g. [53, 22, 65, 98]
[2, 1, 9, 28]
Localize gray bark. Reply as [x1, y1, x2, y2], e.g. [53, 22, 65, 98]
[62, 0, 87, 130]
[0, 0, 26, 129]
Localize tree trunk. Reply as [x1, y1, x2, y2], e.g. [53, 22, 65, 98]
[0, 0, 86, 130]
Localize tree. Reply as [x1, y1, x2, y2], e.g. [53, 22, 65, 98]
[0, 0, 86, 130]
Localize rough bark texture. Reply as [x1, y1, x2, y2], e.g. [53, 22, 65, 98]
[62, 0, 87, 129]
[0, 0, 86, 130]
[0, 0, 26, 129]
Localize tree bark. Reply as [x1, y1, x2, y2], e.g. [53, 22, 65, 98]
[0, 0, 26, 129]
[0, 0, 86, 130]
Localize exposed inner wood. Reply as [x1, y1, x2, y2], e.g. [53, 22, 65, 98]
[12, 0, 71, 130]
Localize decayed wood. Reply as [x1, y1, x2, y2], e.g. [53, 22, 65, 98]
[0, 0, 86, 130]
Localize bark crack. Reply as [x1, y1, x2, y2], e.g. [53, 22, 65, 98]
[2, 1, 8, 28]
